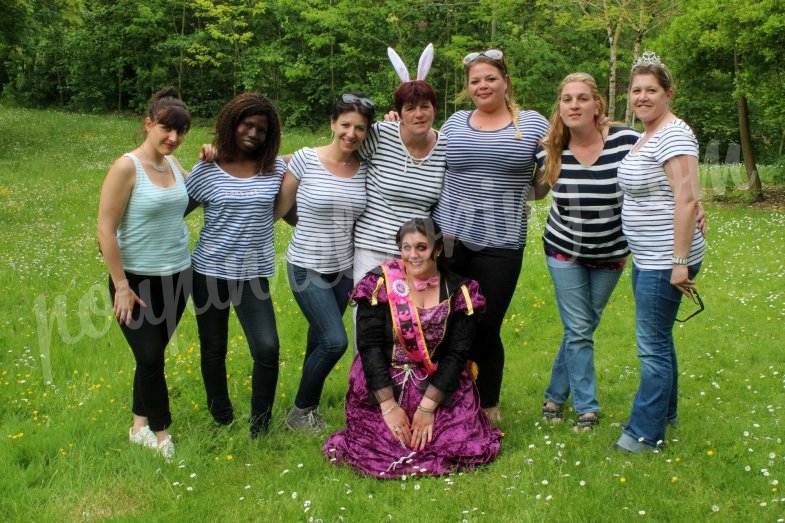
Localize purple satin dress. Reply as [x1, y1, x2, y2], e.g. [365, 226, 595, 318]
[323, 283, 502, 478]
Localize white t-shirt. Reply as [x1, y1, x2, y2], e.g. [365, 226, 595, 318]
[617, 119, 705, 269]
[353, 121, 446, 254]
[285, 147, 367, 273]
[186, 158, 285, 279]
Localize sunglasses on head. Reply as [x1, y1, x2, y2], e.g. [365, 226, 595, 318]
[463, 49, 505, 66]
[341, 93, 375, 109]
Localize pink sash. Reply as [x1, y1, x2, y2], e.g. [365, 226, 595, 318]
[380, 260, 438, 376]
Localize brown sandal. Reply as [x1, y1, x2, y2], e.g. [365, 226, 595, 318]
[541, 402, 563, 423]
[574, 413, 599, 432]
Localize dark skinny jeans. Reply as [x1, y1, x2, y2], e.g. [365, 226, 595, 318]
[110, 269, 191, 432]
[192, 271, 279, 432]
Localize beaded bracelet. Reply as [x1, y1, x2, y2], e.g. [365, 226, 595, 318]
[417, 404, 436, 413]
[381, 404, 397, 416]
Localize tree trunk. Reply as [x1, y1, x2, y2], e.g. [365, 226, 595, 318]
[737, 94, 763, 201]
[626, 30, 644, 126]
[735, 52, 763, 202]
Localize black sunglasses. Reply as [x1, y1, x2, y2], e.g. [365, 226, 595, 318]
[675, 290, 704, 323]
[341, 94, 375, 109]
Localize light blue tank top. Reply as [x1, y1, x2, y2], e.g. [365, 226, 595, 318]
[117, 153, 190, 276]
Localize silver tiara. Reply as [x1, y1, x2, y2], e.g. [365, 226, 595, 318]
[634, 51, 663, 68]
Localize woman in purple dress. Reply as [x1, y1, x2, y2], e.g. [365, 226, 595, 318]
[323, 218, 501, 478]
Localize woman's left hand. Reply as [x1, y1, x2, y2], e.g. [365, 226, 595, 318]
[696, 202, 707, 237]
[410, 409, 434, 451]
[383, 110, 400, 122]
[671, 264, 696, 298]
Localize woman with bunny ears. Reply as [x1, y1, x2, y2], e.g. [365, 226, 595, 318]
[351, 44, 447, 282]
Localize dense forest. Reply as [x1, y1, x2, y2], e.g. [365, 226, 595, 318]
[2, 0, 784, 169]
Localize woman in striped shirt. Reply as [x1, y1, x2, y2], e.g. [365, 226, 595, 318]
[534, 73, 639, 431]
[274, 93, 374, 434]
[614, 53, 705, 453]
[187, 93, 285, 439]
[432, 50, 549, 423]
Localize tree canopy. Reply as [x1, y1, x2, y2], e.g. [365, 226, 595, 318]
[1, 0, 783, 166]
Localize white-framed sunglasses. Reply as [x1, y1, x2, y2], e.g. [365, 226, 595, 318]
[462, 49, 505, 66]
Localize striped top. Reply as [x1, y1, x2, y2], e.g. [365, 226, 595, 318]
[117, 153, 190, 276]
[186, 158, 286, 279]
[433, 109, 549, 249]
[285, 147, 368, 272]
[535, 126, 639, 263]
[353, 121, 446, 254]
[617, 119, 705, 269]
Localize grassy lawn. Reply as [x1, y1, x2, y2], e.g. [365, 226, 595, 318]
[0, 106, 783, 522]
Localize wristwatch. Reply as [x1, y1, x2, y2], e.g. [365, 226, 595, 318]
[671, 256, 689, 265]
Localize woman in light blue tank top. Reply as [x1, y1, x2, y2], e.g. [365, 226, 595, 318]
[97, 87, 192, 462]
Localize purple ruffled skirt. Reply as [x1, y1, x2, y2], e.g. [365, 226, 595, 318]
[323, 356, 502, 479]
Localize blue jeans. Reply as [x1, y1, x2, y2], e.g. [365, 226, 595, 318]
[192, 271, 279, 432]
[287, 262, 353, 409]
[544, 256, 623, 415]
[616, 262, 701, 451]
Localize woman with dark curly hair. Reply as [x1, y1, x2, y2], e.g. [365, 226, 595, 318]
[186, 93, 285, 438]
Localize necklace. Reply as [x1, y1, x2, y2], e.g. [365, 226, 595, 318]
[140, 148, 167, 172]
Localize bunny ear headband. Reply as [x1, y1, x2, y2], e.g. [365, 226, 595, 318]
[387, 43, 434, 83]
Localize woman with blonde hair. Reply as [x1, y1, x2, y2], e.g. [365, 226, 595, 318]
[534, 72, 639, 430]
[432, 49, 549, 423]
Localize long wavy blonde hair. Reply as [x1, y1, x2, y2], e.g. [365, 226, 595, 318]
[540, 73, 608, 186]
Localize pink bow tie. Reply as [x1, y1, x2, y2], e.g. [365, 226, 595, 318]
[412, 276, 440, 291]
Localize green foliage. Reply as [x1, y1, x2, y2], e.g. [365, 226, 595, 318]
[1, 0, 784, 165]
[655, 0, 785, 164]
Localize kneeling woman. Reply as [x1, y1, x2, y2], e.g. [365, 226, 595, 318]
[323, 218, 501, 478]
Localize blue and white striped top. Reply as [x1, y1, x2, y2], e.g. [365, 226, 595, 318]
[186, 158, 285, 279]
[354, 121, 446, 254]
[117, 153, 190, 276]
[535, 126, 639, 263]
[433, 109, 549, 249]
[617, 119, 705, 269]
[285, 147, 367, 273]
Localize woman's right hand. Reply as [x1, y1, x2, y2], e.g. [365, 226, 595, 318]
[199, 143, 218, 162]
[113, 281, 147, 326]
[383, 110, 400, 122]
[381, 403, 411, 446]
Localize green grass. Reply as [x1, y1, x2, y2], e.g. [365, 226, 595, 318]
[1, 106, 783, 522]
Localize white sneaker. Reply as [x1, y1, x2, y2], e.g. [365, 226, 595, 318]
[157, 436, 175, 462]
[129, 426, 158, 449]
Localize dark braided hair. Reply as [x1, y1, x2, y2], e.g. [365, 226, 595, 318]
[213, 92, 281, 173]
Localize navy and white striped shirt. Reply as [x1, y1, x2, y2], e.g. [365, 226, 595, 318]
[354, 121, 446, 254]
[433, 109, 549, 249]
[536, 126, 639, 263]
[617, 119, 705, 269]
[285, 147, 367, 273]
[186, 158, 285, 279]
